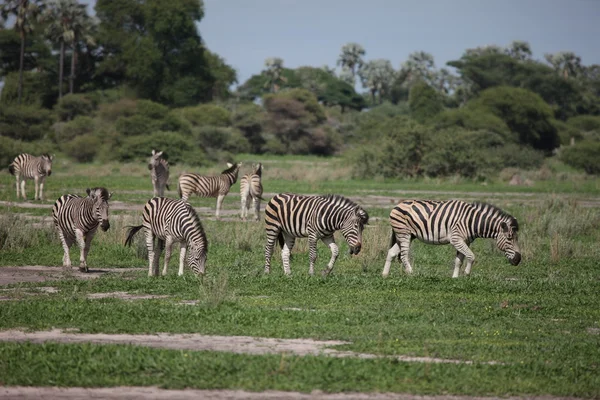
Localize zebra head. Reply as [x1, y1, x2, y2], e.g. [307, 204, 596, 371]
[222, 162, 242, 183]
[341, 207, 369, 255]
[86, 187, 112, 232]
[496, 219, 521, 266]
[148, 150, 163, 170]
[253, 163, 263, 176]
[186, 242, 207, 275]
[41, 154, 53, 176]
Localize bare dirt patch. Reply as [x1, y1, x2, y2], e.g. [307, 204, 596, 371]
[0, 266, 143, 286]
[87, 291, 170, 300]
[0, 386, 583, 400]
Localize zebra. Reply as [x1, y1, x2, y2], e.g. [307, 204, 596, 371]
[148, 149, 170, 197]
[124, 197, 208, 276]
[8, 153, 53, 201]
[264, 193, 369, 276]
[52, 187, 112, 272]
[240, 163, 264, 221]
[382, 200, 521, 278]
[177, 162, 242, 219]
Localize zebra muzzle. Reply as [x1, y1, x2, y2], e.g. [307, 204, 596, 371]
[510, 252, 521, 266]
[101, 221, 110, 231]
[349, 244, 362, 255]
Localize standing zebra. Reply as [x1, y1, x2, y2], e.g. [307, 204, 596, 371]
[240, 163, 264, 221]
[125, 197, 208, 276]
[382, 200, 521, 278]
[177, 162, 242, 219]
[148, 149, 170, 197]
[52, 187, 112, 272]
[8, 153, 53, 201]
[264, 193, 369, 276]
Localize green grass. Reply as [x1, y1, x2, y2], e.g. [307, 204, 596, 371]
[0, 157, 599, 396]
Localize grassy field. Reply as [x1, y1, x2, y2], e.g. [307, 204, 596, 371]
[1, 155, 599, 397]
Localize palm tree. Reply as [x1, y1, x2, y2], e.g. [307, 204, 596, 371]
[505, 40, 532, 61]
[337, 43, 365, 86]
[544, 51, 582, 79]
[400, 51, 436, 86]
[359, 59, 394, 104]
[1, 0, 45, 104]
[263, 57, 286, 93]
[68, 4, 95, 94]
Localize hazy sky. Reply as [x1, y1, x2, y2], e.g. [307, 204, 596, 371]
[84, 0, 600, 87]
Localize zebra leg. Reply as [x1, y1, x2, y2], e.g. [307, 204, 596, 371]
[14, 174, 20, 199]
[58, 231, 73, 267]
[146, 231, 157, 277]
[20, 179, 27, 200]
[382, 242, 401, 278]
[398, 235, 414, 274]
[321, 236, 339, 277]
[450, 237, 474, 278]
[39, 177, 45, 201]
[178, 243, 187, 276]
[308, 236, 318, 276]
[281, 234, 296, 276]
[264, 230, 279, 274]
[81, 232, 96, 272]
[34, 176, 39, 201]
[154, 239, 164, 277]
[75, 229, 88, 272]
[253, 197, 261, 222]
[162, 236, 174, 276]
[240, 192, 248, 220]
[453, 251, 466, 278]
[216, 194, 225, 219]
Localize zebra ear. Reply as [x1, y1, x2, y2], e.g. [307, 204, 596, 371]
[227, 162, 233, 168]
[108, 192, 113, 200]
[152, 149, 156, 155]
[156, 151, 163, 157]
[500, 221, 509, 233]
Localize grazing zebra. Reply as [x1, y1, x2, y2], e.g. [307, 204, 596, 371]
[177, 162, 242, 219]
[124, 197, 208, 276]
[240, 163, 264, 221]
[52, 187, 112, 272]
[8, 153, 53, 201]
[148, 149, 170, 197]
[382, 200, 521, 278]
[264, 193, 369, 276]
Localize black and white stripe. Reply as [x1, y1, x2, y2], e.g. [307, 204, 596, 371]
[8, 153, 53, 200]
[125, 197, 208, 276]
[240, 163, 264, 221]
[177, 162, 242, 218]
[264, 193, 369, 276]
[52, 187, 112, 272]
[382, 200, 521, 278]
[148, 150, 170, 197]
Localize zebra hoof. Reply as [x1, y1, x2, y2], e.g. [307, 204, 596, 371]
[78, 267, 88, 273]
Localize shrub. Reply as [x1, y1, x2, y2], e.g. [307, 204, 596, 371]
[560, 141, 600, 174]
[115, 131, 205, 166]
[435, 106, 511, 139]
[0, 71, 54, 108]
[0, 136, 56, 167]
[52, 116, 95, 143]
[180, 104, 231, 127]
[194, 126, 251, 154]
[552, 119, 583, 145]
[98, 98, 138, 121]
[136, 99, 169, 120]
[0, 105, 55, 141]
[115, 115, 155, 136]
[409, 81, 444, 123]
[566, 115, 600, 134]
[63, 135, 102, 163]
[155, 112, 192, 135]
[232, 103, 266, 153]
[55, 94, 95, 121]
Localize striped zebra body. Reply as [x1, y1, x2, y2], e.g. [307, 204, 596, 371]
[382, 200, 521, 278]
[178, 162, 242, 219]
[8, 153, 53, 200]
[125, 197, 208, 276]
[240, 163, 264, 221]
[264, 193, 369, 276]
[148, 150, 170, 197]
[52, 188, 112, 272]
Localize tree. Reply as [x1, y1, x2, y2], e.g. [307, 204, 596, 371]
[336, 42, 365, 86]
[359, 59, 395, 104]
[409, 80, 443, 123]
[263, 57, 286, 93]
[544, 51, 582, 79]
[1, 0, 45, 104]
[204, 50, 237, 100]
[400, 51, 436, 86]
[67, 6, 95, 94]
[504, 40, 532, 61]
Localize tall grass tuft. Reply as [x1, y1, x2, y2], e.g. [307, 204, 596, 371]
[196, 272, 236, 308]
[0, 215, 56, 251]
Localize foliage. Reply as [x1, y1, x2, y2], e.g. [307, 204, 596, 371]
[97, 98, 138, 121]
[0, 135, 55, 167]
[114, 131, 204, 165]
[0, 71, 55, 108]
[52, 115, 95, 143]
[560, 141, 600, 174]
[115, 115, 154, 136]
[62, 134, 102, 162]
[566, 115, 600, 134]
[232, 103, 266, 153]
[193, 126, 251, 155]
[0, 104, 54, 141]
[179, 104, 231, 127]
[408, 81, 444, 123]
[359, 59, 395, 104]
[136, 99, 168, 120]
[55, 94, 95, 121]
[435, 106, 510, 139]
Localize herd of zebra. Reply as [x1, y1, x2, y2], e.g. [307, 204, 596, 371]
[7, 152, 522, 278]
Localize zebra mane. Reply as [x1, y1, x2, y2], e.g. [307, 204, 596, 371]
[221, 162, 241, 175]
[472, 202, 519, 231]
[89, 187, 111, 201]
[183, 202, 208, 244]
[41, 153, 52, 159]
[321, 194, 369, 223]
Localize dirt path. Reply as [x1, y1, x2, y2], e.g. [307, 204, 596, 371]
[0, 266, 143, 286]
[0, 386, 579, 400]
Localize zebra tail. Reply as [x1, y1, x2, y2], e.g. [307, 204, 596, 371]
[124, 225, 144, 247]
[166, 184, 170, 191]
[389, 231, 396, 249]
[8, 164, 15, 176]
[277, 231, 284, 249]
[177, 181, 182, 198]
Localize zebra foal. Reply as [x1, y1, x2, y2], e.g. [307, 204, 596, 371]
[178, 162, 242, 219]
[52, 187, 112, 272]
[148, 149, 170, 197]
[264, 193, 369, 276]
[125, 197, 208, 276]
[240, 163, 264, 221]
[8, 153, 53, 200]
[382, 200, 521, 278]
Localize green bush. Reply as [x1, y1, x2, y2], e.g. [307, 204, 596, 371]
[115, 115, 155, 136]
[136, 99, 169, 119]
[232, 103, 266, 153]
[180, 104, 231, 127]
[0, 105, 55, 141]
[566, 115, 600, 134]
[63, 135, 102, 163]
[155, 112, 192, 135]
[97, 98, 138, 121]
[409, 81, 444, 123]
[435, 106, 511, 139]
[55, 94, 95, 121]
[551, 119, 583, 146]
[560, 141, 600, 174]
[52, 116, 95, 143]
[194, 126, 251, 154]
[0, 71, 54, 108]
[115, 131, 205, 166]
[0, 136, 56, 167]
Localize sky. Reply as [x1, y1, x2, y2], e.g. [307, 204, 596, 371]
[73, 0, 600, 87]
